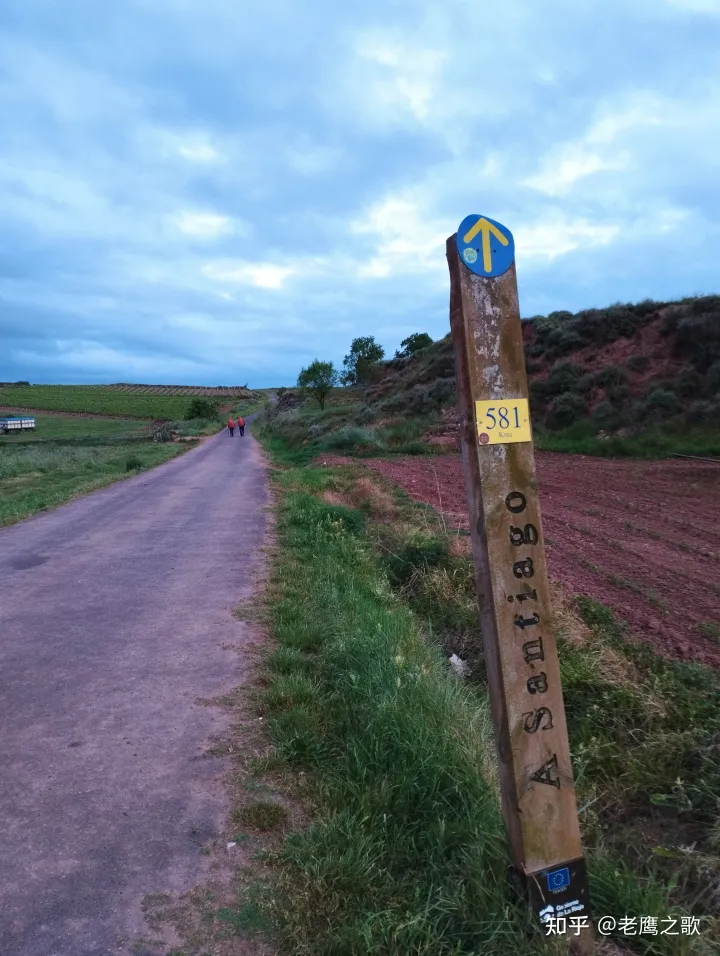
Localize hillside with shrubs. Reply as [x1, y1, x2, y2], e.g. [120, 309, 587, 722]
[262, 294, 720, 459]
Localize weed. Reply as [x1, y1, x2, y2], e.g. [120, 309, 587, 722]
[697, 622, 720, 642]
[232, 800, 288, 831]
[125, 453, 143, 470]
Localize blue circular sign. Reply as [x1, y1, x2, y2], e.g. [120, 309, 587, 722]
[456, 214, 515, 278]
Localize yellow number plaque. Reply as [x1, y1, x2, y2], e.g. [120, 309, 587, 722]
[475, 398, 531, 445]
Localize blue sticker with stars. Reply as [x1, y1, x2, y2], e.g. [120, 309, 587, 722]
[546, 867, 571, 893]
[456, 214, 515, 278]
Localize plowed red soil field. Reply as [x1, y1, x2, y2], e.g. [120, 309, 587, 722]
[338, 453, 720, 669]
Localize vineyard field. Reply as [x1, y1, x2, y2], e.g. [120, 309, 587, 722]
[0, 386, 208, 420]
[99, 384, 252, 396]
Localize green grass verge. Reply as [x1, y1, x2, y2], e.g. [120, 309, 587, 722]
[0, 441, 186, 526]
[252, 450, 719, 954]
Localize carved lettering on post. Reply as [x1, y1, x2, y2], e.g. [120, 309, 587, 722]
[522, 637, 545, 663]
[530, 755, 561, 789]
[523, 707, 554, 734]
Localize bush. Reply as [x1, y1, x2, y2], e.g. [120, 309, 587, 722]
[545, 327, 583, 357]
[545, 360, 586, 397]
[676, 368, 702, 399]
[639, 388, 680, 423]
[576, 372, 597, 394]
[546, 392, 587, 429]
[605, 383, 631, 406]
[528, 379, 550, 408]
[185, 397, 219, 420]
[592, 401, 627, 431]
[704, 360, 720, 397]
[595, 365, 627, 388]
[625, 355, 650, 372]
[355, 405, 377, 425]
[126, 454, 143, 471]
[686, 400, 720, 425]
[320, 426, 384, 453]
[662, 302, 720, 372]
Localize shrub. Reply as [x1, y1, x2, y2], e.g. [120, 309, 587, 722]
[355, 405, 377, 425]
[625, 355, 650, 372]
[529, 379, 550, 407]
[704, 360, 720, 397]
[605, 383, 631, 406]
[595, 365, 627, 388]
[686, 400, 719, 425]
[676, 368, 702, 399]
[545, 360, 586, 396]
[639, 388, 681, 423]
[592, 401, 627, 431]
[576, 373, 597, 394]
[185, 397, 219, 420]
[545, 327, 583, 357]
[126, 454, 143, 471]
[546, 392, 587, 429]
[320, 426, 384, 453]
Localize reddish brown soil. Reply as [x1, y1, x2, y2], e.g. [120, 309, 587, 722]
[351, 453, 720, 669]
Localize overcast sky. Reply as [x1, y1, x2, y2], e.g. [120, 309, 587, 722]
[2, 0, 719, 386]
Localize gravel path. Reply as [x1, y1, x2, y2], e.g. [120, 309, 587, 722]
[0, 427, 268, 955]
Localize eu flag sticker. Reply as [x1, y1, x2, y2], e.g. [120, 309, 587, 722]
[546, 867, 571, 892]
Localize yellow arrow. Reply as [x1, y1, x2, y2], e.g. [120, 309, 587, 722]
[463, 217, 509, 273]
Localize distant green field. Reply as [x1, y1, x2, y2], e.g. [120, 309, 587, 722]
[0, 385, 196, 419]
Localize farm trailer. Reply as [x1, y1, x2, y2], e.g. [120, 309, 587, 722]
[0, 416, 36, 433]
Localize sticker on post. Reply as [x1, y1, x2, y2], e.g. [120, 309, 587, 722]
[457, 214, 515, 278]
[475, 399, 531, 445]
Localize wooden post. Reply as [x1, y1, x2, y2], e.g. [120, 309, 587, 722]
[447, 217, 592, 948]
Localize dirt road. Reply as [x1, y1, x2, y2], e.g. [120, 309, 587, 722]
[355, 453, 720, 669]
[0, 428, 268, 955]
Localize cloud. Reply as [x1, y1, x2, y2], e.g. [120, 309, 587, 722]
[171, 211, 235, 239]
[202, 260, 294, 289]
[178, 143, 221, 163]
[350, 192, 449, 279]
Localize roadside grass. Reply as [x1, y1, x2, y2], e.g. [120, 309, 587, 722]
[0, 441, 186, 526]
[248, 449, 720, 955]
[254, 399, 445, 462]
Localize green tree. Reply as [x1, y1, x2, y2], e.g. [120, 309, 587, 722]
[342, 336, 385, 386]
[185, 397, 219, 420]
[297, 360, 338, 410]
[395, 333, 433, 358]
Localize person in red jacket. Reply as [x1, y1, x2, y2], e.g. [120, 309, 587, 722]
[227, 417, 235, 436]
[237, 416, 245, 437]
